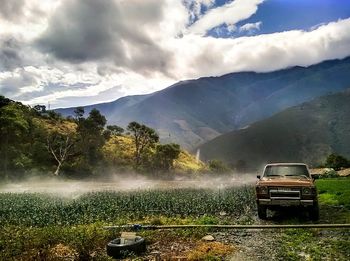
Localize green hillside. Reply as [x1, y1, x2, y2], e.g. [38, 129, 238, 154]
[199, 89, 350, 169]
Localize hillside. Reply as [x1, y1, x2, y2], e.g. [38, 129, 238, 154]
[57, 57, 350, 150]
[103, 135, 206, 175]
[0, 96, 205, 180]
[199, 89, 350, 169]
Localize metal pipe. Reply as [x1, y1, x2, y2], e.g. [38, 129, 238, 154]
[104, 223, 350, 230]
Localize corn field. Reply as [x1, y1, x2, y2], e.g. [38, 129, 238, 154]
[0, 187, 255, 226]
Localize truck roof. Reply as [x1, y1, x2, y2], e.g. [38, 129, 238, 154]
[265, 163, 307, 166]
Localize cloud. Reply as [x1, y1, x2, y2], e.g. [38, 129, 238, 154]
[188, 0, 264, 35]
[0, 37, 23, 71]
[239, 21, 262, 33]
[171, 18, 350, 79]
[35, 0, 175, 77]
[184, 0, 216, 22]
[1, 1, 350, 109]
[0, 68, 39, 97]
[0, 0, 25, 21]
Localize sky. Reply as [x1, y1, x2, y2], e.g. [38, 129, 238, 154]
[0, 0, 350, 108]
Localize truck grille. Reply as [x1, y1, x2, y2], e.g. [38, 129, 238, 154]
[269, 188, 300, 199]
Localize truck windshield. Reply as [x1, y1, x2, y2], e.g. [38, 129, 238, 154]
[264, 165, 310, 178]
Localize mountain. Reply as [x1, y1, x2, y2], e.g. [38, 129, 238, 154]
[57, 57, 350, 150]
[199, 89, 350, 170]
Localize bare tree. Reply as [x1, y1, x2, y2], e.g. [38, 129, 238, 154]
[46, 132, 75, 175]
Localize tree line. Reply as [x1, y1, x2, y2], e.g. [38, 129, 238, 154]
[0, 96, 181, 180]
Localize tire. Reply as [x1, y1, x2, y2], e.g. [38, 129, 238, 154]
[106, 236, 146, 258]
[309, 202, 319, 221]
[257, 204, 267, 219]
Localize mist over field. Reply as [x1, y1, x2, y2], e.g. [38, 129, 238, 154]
[0, 173, 257, 196]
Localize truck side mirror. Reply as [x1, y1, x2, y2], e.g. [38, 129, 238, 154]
[257, 175, 261, 179]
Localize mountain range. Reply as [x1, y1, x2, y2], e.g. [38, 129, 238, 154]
[57, 57, 350, 150]
[199, 89, 350, 169]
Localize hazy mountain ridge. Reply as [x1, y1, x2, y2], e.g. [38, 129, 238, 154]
[57, 57, 350, 150]
[199, 89, 350, 169]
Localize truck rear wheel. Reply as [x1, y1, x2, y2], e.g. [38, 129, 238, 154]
[258, 205, 267, 219]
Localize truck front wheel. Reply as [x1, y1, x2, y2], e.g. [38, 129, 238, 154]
[309, 202, 319, 221]
[257, 204, 267, 219]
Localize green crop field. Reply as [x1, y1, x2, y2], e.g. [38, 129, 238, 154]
[0, 179, 349, 260]
[0, 187, 255, 227]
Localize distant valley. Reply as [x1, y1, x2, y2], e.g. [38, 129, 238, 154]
[57, 57, 350, 150]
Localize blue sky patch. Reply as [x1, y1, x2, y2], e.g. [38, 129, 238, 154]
[205, 0, 350, 38]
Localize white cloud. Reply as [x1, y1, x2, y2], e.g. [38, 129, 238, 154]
[188, 0, 264, 35]
[168, 18, 350, 79]
[239, 21, 262, 33]
[1, 0, 350, 109]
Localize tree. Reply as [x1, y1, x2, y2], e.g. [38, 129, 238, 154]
[46, 131, 75, 175]
[127, 122, 159, 168]
[208, 159, 230, 174]
[47, 110, 62, 120]
[0, 103, 29, 179]
[154, 143, 181, 172]
[325, 153, 349, 170]
[0, 95, 12, 108]
[74, 107, 85, 120]
[104, 125, 124, 140]
[75, 109, 107, 170]
[107, 125, 124, 135]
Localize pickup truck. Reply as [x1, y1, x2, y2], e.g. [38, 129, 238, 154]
[256, 163, 319, 220]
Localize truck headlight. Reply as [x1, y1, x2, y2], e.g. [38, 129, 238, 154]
[302, 187, 311, 195]
[259, 186, 268, 194]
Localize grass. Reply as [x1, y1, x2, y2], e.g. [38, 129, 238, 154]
[275, 178, 350, 260]
[0, 178, 349, 260]
[316, 177, 350, 208]
[278, 228, 350, 261]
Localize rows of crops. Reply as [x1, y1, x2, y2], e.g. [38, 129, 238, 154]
[0, 187, 255, 226]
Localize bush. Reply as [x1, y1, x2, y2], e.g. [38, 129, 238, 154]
[320, 169, 339, 179]
[325, 153, 350, 171]
[208, 160, 231, 174]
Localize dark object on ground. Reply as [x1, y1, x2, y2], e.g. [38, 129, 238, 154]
[106, 236, 146, 258]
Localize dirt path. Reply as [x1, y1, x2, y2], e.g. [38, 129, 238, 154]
[214, 230, 282, 260]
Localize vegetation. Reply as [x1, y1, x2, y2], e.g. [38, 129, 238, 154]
[208, 159, 231, 174]
[0, 178, 349, 260]
[0, 187, 255, 227]
[324, 153, 350, 170]
[316, 178, 350, 209]
[0, 186, 254, 260]
[0, 96, 205, 180]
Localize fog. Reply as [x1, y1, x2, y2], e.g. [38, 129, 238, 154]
[0, 173, 257, 196]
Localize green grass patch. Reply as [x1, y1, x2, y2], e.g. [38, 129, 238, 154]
[278, 228, 350, 261]
[316, 178, 350, 208]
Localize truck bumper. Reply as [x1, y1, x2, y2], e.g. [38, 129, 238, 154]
[258, 199, 314, 206]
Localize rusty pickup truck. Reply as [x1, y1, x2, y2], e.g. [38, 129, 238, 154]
[256, 163, 319, 220]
